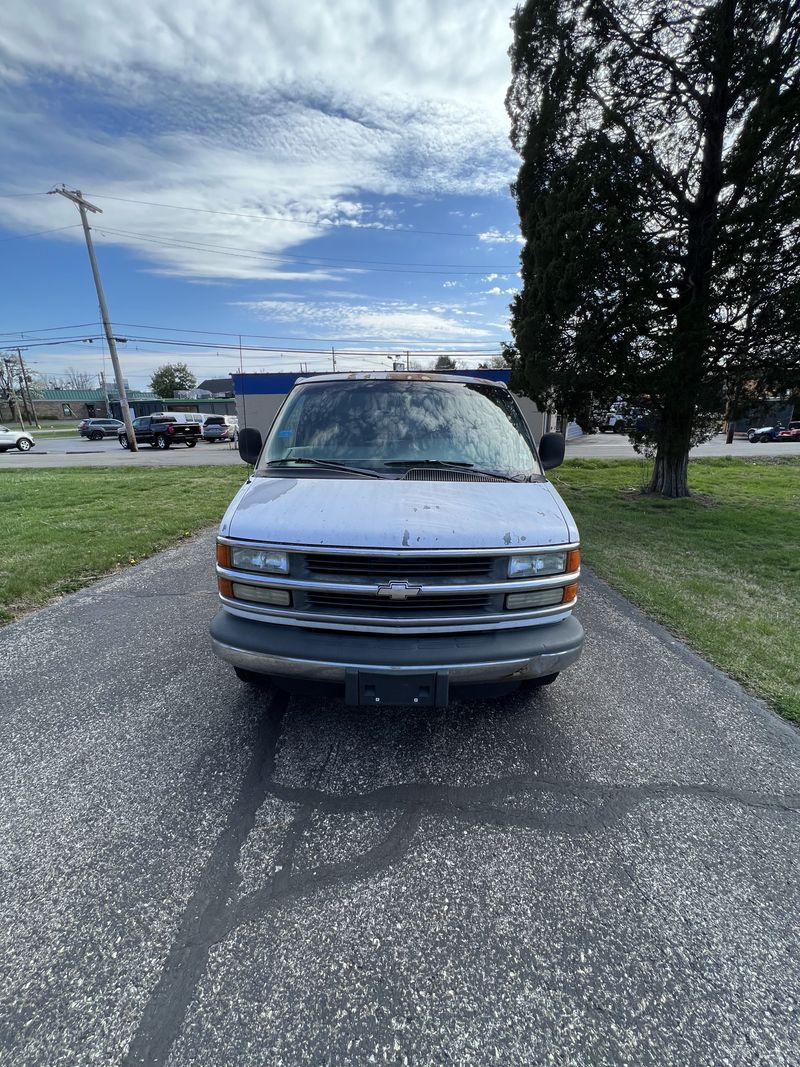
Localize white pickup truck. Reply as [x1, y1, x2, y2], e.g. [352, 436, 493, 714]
[210, 372, 583, 707]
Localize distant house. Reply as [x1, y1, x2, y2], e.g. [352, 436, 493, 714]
[197, 376, 235, 397]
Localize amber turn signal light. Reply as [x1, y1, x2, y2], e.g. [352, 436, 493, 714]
[566, 549, 580, 573]
[218, 577, 234, 598]
[562, 582, 579, 603]
[216, 542, 231, 568]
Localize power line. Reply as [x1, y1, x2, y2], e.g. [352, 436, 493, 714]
[109, 321, 500, 346]
[6, 328, 503, 352]
[93, 226, 517, 275]
[0, 224, 81, 243]
[97, 228, 514, 270]
[0, 322, 100, 337]
[84, 192, 493, 239]
[0, 191, 49, 198]
[13, 332, 501, 358]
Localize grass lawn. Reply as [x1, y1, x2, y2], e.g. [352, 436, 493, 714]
[0, 466, 246, 624]
[554, 457, 800, 724]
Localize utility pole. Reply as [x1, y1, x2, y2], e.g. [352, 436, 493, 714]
[49, 186, 138, 451]
[16, 349, 41, 428]
[99, 370, 112, 418]
[406, 350, 410, 371]
[331, 347, 337, 372]
[2, 356, 25, 431]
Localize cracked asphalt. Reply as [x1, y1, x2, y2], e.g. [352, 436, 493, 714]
[1, 532, 798, 1066]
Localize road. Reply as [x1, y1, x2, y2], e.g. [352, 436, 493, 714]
[3, 432, 799, 468]
[2, 533, 798, 1066]
[0, 435, 241, 468]
[566, 432, 800, 459]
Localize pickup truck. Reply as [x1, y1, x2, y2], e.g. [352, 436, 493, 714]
[210, 372, 584, 707]
[119, 414, 201, 450]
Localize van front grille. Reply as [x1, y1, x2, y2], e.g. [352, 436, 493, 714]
[304, 590, 493, 615]
[305, 553, 495, 580]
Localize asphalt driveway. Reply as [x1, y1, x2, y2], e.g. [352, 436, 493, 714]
[1, 533, 798, 1066]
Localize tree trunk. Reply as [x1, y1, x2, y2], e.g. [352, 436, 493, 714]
[724, 383, 739, 444]
[648, 402, 693, 497]
[648, 0, 736, 500]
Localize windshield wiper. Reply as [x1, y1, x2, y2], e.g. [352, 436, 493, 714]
[264, 457, 387, 479]
[384, 459, 522, 482]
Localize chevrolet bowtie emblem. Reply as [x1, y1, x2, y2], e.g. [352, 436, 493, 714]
[377, 580, 422, 600]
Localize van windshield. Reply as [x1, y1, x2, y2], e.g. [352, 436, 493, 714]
[261, 379, 541, 478]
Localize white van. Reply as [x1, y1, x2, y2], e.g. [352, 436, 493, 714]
[210, 372, 583, 707]
[150, 411, 205, 426]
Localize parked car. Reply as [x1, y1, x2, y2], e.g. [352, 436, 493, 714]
[596, 402, 652, 434]
[78, 418, 124, 440]
[119, 414, 201, 449]
[598, 402, 631, 433]
[203, 415, 239, 442]
[0, 426, 35, 452]
[747, 423, 784, 442]
[210, 372, 584, 707]
[777, 421, 800, 442]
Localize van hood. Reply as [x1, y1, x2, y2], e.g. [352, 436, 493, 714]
[223, 476, 573, 549]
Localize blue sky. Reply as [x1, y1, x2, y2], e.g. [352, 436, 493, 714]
[0, 1, 522, 387]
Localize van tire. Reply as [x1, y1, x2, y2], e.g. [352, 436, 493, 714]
[234, 667, 271, 687]
[522, 673, 559, 689]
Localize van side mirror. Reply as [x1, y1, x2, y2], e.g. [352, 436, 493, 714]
[539, 432, 565, 471]
[238, 427, 263, 466]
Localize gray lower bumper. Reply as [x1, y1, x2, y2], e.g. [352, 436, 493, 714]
[209, 609, 584, 685]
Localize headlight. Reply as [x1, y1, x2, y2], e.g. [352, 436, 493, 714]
[508, 552, 567, 578]
[230, 546, 289, 574]
[507, 549, 579, 578]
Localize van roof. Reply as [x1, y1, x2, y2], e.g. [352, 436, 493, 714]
[294, 370, 508, 388]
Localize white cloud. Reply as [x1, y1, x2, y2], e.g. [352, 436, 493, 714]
[478, 228, 523, 244]
[484, 286, 502, 295]
[0, 1, 515, 107]
[442, 280, 460, 288]
[237, 298, 495, 340]
[0, 2, 520, 280]
[483, 273, 499, 282]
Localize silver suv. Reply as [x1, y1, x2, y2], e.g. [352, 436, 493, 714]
[203, 415, 239, 442]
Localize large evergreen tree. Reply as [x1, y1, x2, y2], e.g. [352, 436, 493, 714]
[507, 0, 800, 496]
[149, 362, 197, 398]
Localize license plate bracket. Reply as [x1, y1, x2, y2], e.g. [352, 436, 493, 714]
[345, 670, 449, 707]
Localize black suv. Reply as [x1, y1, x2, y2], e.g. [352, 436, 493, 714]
[119, 415, 201, 450]
[78, 418, 124, 440]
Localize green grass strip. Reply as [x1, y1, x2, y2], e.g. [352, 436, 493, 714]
[555, 457, 800, 724]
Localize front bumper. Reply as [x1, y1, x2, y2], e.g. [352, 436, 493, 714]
[209, 608, 584, 686]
